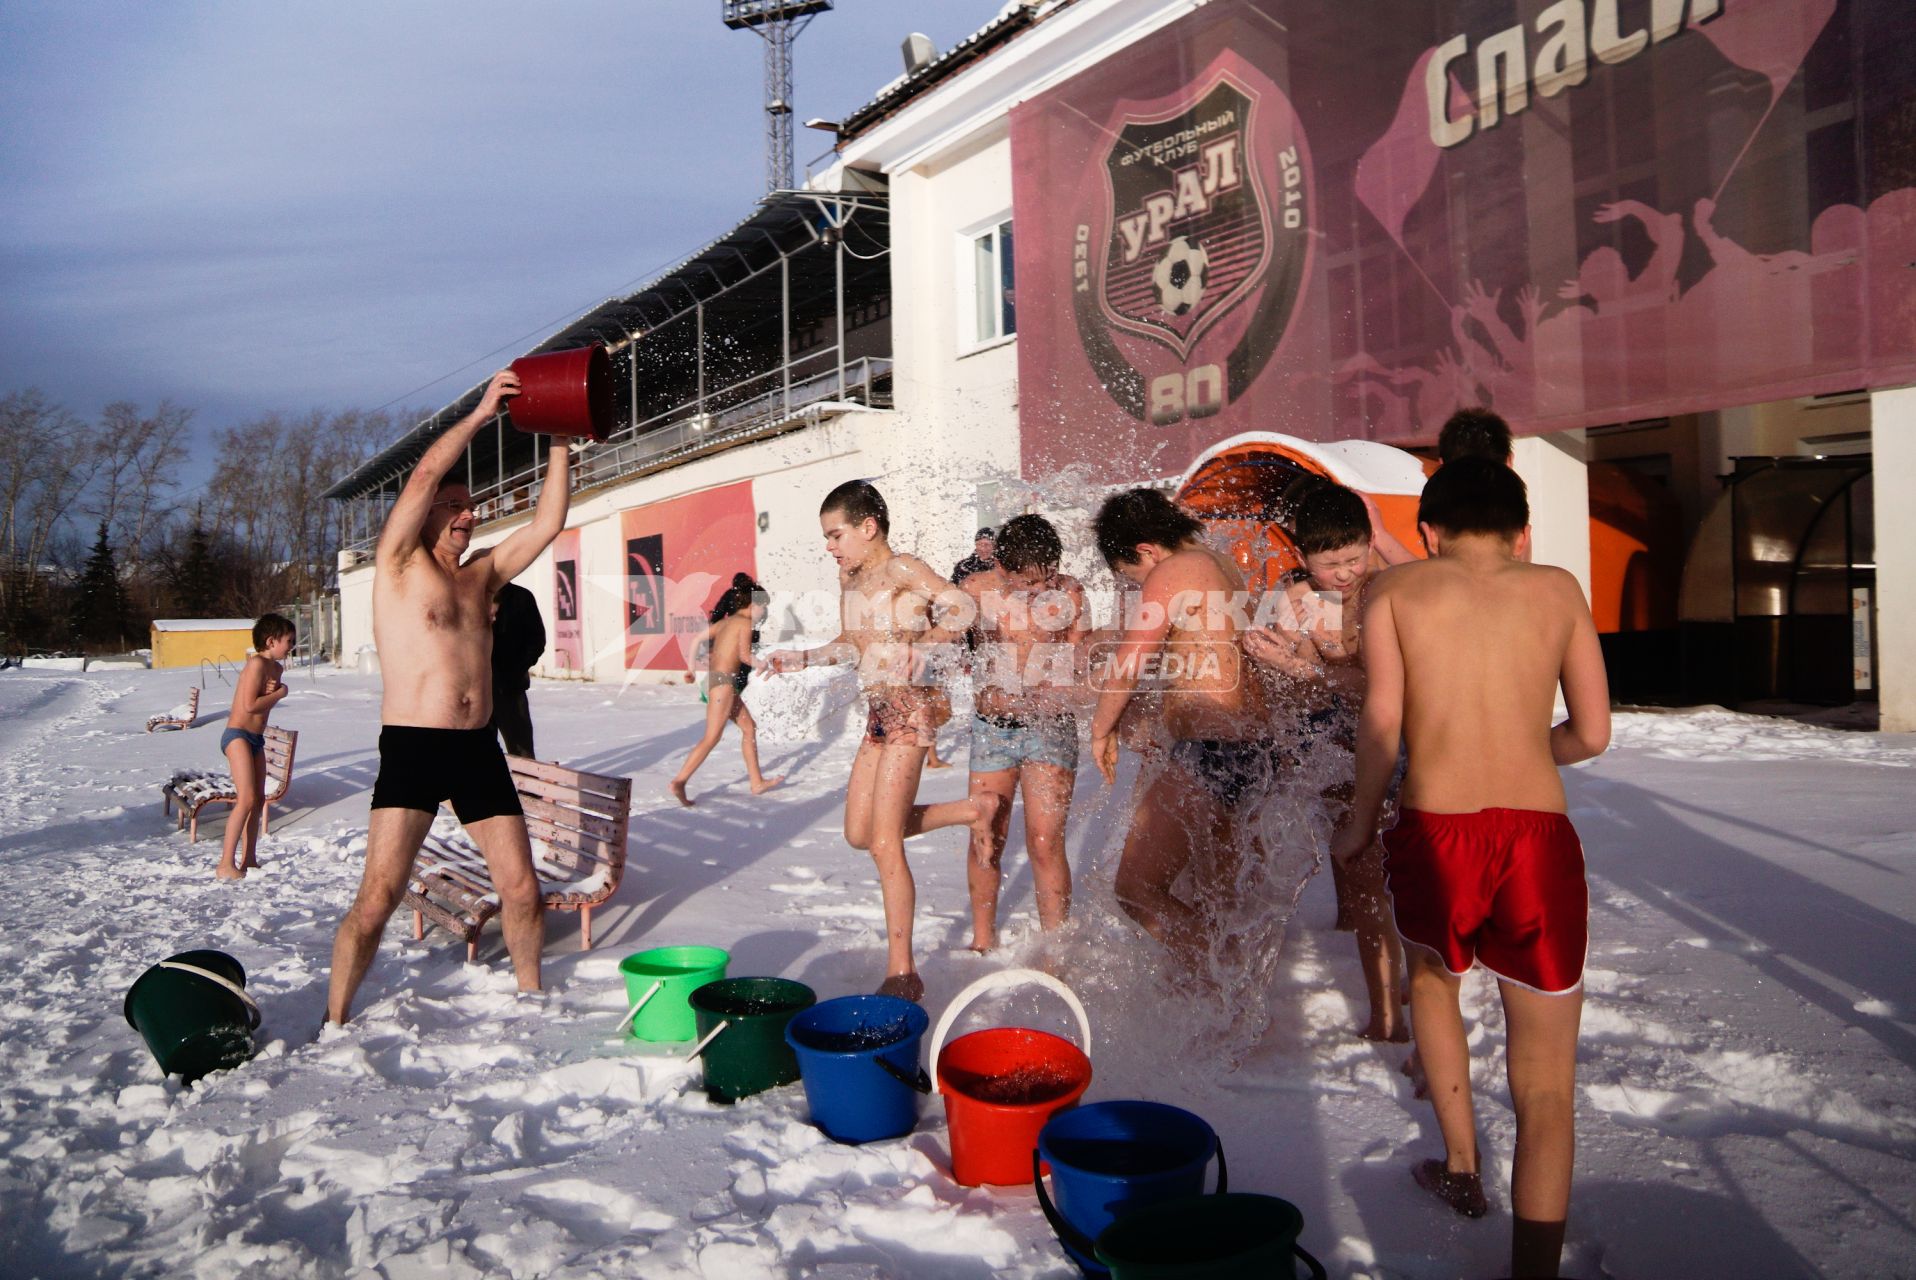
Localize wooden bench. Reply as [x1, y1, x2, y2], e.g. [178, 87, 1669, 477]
[145, 686, 200, 732]
[403, 757, 633, 962]
[161, 726, 298, 842]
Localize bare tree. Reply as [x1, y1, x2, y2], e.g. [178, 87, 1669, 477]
[0, 390, 96, 595]
[87, 400, 191, 558]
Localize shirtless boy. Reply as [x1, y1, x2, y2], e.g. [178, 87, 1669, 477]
[1371, 408, 1515, 569]
[1331, 459, 1609, 1278]
[958, 514, 1090, 951]
[326, 369, 572, 1025]
[1247, 480, 1406, 1041]
[764, 480, 997, 1001]
[1088, 488, 1274, 977]
[214, 612, 296, 881]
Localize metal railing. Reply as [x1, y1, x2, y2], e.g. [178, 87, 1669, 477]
[339, 353, 891, 554]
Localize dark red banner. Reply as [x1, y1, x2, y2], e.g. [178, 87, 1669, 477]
[1011, 0, 1916, 481]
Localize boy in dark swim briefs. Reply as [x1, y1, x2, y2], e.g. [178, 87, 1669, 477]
[1331, 459, 1609, 1279]
[1088, 489, 1277, 979]
[214, 613, 296, 881]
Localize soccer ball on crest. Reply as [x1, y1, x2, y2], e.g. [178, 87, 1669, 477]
[1153, 236, 1209, 316]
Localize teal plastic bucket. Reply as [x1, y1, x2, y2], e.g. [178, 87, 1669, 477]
[620, 945, 729, 1042]
[688, 977, 816, 1103]
[1092, 1192, 1326, 1279]
[122, 949, 260, 1085]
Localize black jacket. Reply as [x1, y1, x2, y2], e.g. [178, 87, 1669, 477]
[491, 582, 547, 692]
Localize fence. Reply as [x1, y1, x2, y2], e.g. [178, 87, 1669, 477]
[278, 591, 342, 669]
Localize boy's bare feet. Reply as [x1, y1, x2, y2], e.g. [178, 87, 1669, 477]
[215, 865, 244, 881]
[750, 775, 784, 796]
[1413, 1158, 1488, 1218]
[876, 972, 924, 1002]
[669, 780, 694, 807]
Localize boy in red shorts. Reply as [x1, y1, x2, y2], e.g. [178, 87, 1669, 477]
[1331, 458, 1609, 1279]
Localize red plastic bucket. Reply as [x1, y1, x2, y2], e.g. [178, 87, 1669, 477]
[931, 969, 1093, 1187]
[507, 344, 614, 441]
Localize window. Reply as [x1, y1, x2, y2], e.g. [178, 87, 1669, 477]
[968, 220, 1016, 347]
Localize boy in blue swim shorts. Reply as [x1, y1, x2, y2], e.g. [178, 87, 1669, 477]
[958, 515, 1090, 951]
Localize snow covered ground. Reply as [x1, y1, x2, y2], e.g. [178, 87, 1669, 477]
[0, 664, 1912, 1278]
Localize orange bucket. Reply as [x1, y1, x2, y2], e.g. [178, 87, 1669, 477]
[507, 343, 615, 441]
[930, 969, 1093, 1187]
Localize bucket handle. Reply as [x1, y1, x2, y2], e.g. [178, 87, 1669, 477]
[929, 968, 1091, 1094]
[1032, 1148, 1100, 1265]
[159, 961, 261, 1031]
[686, 1019, 730, 1060]
[615, 980, 663, 1032]
[1030, 1136, 1230, 1270]
[875, 1055, 933, 1094]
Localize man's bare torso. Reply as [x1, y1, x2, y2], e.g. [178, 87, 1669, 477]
[1383, 557, 1581, 813]
[375, 547, 496, 729]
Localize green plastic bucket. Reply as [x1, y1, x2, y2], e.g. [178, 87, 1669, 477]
[1093, 1193, 1325, 1279]
[619, 945, 729, 1042]
[122, 949, 260, 1085]
[687, 977, 816, 1103]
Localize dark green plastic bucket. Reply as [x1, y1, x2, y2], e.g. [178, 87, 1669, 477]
[1093, 1192, 1326, 1279]
[688, 977, 816, 1103]
[122, 949, 260, 1085]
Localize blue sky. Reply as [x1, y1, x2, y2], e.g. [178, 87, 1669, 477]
[0, 0, 1003, 469]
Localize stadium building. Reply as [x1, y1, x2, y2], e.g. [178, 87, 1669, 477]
[326, 0, 1916, 730]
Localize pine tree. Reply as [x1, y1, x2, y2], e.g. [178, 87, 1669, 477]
[72, 519, 126, 648]
[175, 517, 220, 617]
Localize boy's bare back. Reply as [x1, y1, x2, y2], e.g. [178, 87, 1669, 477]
[1367, 553, 1607, 815]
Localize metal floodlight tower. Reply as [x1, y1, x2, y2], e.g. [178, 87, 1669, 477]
[722, 0, 834, 192]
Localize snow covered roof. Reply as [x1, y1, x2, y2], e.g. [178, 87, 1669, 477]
[838, 2, 1067, 139]
[150, 619, 255, 633]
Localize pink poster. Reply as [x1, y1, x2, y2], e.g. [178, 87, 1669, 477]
[1011, 0, 1916, 482]
[621, 481, 758, 671]
[551, 527, 582, 673]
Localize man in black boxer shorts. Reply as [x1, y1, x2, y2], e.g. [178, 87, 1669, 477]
[326, 368, 573, 1025]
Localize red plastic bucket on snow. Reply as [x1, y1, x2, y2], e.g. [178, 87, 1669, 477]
[507, 343, 614, 441]
[931, 968, 1093, 1187]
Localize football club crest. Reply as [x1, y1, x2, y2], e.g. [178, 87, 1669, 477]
[1100, 78, 1269, 360]
[1071, 61, 1312, 425]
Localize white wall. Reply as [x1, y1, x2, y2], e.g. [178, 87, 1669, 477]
[1512, 428, 1592, 602]
[1871, 387, 1915, 732]
[876, 126, 1024, 573]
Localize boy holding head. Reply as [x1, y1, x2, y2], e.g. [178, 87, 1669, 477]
[1246, 479, 1406, 1041]
[1331, 458, 1609, 1278]
[764, 480, 997, 1001]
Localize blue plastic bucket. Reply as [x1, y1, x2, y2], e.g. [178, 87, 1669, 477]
[1036, 1101, 1225, 1277]
[785, 995, 931, 1144]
